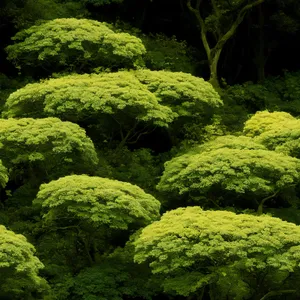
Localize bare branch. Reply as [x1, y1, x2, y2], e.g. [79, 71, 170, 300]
[186, 0, 212, 59]
[216, 0, 265, 50]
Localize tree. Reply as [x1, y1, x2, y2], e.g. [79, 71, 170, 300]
[5, 18, 146, 75]
[3, 70, 222, 147]
[185, 0, 265, 88]
[0, 118, 98, 184]
[243, 111, 295, 137]
[134, 206, 300, 299]
[33, 175, 161, 266]
[0, 225, 49, 299]
[157, 136, 300, 213]
[244, 111, 300, 158]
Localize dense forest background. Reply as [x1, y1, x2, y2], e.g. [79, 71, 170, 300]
[1, 0, 300, 299]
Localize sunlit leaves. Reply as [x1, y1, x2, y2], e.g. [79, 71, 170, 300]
[34, 175, 161, 230]
[157, 136, 300, 208]
[5, 70, 221, 120]
[4, 72, 174, 126]
[243, 111, 295, 137]
[0, 225, 48, 298]
[0, 118, 98, 180]
[133, 70, 222, 117]
[244, 111, 300, 158]
[4, 70, 221, 146]
[134, 207, 300, 297]
[6, 18, 146, 72]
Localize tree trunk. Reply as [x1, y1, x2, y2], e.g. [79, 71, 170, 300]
[208, 48, 222, 90]
[257, 191, 278, 215]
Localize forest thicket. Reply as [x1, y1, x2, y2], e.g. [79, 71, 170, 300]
[1, 0, 300, 299]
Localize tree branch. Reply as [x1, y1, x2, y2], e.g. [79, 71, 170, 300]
[186, 0, 212, 60]
[216, 0, 265, 50]
[257, 190, 279, 215]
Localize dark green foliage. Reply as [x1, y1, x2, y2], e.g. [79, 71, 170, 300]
[141, 34, 197, 74]
[0, 160, 8, 189]
[113, 21, 198, 74]
[69, 243, 159, 300]
[96, 147, 166, 193]
[1, 0, 87, 29]
[84, 0, 123, 6]
[0, 74, 32, 114]
[222, 81, 272, 112]
[223, 71, 300, 115]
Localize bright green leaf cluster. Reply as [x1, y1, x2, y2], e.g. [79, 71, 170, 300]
[4, 70, 221, 122]
[34, 175, 161, 230]
[0, 225, 48, 298]
[244, 111, 300, 157]
[157, 136, 300, 207]
[133, 70, 222, 117]
[185, 135, 267, 155]
[6, 18, 146, 71]
[3, 72, 174, 127]
[134, 207, 300, 297]
[3, 70, 222, 146]
[243, 111, 295, 137]
[0, 118, 98, 179]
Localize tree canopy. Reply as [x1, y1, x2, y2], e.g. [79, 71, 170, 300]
[0, 225, 48, 298]
[34, 174, 161, 230]
[3, 70, 222, 146]
[1, 0, 300, 298]
[5, 18, 146, 73]
[244, 111, 300, 158]
[0, 118, 98, 181]
[157, 139, 300, 212]
[134, 206, 300, 299]
[243, 111, 295, 137]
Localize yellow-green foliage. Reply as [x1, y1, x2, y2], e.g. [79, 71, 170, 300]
[185, 135, 267, 155]
[243, 111, 295, 137]
[4, 71, 222, 146]
[244, 111, 300, 158]
[134, 207, 300, 297]
[0, 118, 98, 178]
[3, 72, 174, 126]
[4, 70, 221, 122]
[0, 160, 8, 188]
[34, 175, 161, 230]
[0, 225, 48, 297]
[157, 146, 300, 207]
[133, 69, 222, 116]
[6, 18, 146, 71]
